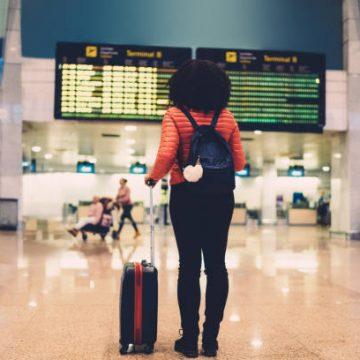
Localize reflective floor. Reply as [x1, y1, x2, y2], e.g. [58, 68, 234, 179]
[1, 225, 360, 359]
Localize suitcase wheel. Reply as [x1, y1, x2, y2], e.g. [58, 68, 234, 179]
[120, 344, 130, 355]
[143, 343, 154, 354]
[82, 232, 88, 242]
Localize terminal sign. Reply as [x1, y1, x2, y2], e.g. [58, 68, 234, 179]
[54, 42, 191, 121]
[197, 48, 326, 132]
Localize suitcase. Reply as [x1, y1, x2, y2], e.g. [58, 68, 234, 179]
[119, 186, 158, 355]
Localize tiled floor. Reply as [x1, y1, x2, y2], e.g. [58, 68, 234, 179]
[1, 225, 360, 359]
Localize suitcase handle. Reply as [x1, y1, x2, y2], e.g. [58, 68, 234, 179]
[149, 186, 155, 266]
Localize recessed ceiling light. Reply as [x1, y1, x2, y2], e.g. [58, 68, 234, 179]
[31, 146, 42, 153]
[333, 153, 342, 159]
[125, 125, 137, 132]
[254, 130, 262, 135]
[322, 166, 330, 172]
[127, 148, 136, 155]
[44, 153, 53, 160]
[126, 139, 136, 145]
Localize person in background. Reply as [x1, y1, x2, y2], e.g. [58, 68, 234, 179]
[115, 178, 141, 239]
[317, 191, 331, 226]
[145, 60, 246, 358]
[67, 195, 103, 237]
[99, 197, 114, 228]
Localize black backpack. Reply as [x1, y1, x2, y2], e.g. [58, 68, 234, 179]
[180, 107, 235, 194]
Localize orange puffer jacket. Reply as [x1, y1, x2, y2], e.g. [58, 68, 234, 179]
[149, 107, 246, 185]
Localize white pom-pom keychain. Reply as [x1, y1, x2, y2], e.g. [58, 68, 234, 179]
[183, 157, 203, 182]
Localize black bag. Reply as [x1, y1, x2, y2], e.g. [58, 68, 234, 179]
[119, 187, 158, 355]
[180, 107, 235, 193]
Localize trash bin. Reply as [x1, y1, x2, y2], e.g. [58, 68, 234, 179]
[0, 198, 18, 230]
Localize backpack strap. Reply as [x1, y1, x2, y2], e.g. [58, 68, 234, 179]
[210, 109, 221, 128]
[179, 106, 199, 130]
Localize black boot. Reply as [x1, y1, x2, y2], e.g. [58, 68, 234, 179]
[202, 339, 218, 357]
[174, 330, 199, 358]
[202, 324, 219, 357]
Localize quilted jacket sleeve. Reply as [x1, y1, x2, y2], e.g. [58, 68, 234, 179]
[229, 121, 246, 172]
[150, 110, 180, 181]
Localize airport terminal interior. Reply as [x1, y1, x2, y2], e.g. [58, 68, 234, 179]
[1, 0, 360, 359]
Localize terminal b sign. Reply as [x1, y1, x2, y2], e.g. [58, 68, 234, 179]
[197, 47, 326, 133]
[54, 42, 191, 122]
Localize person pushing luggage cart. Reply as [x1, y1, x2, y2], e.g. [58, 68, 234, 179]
[113, 178, 141, 241]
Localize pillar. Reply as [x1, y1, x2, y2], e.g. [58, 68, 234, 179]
[0, 0, 22, 227]
[331, 0, 360, 239]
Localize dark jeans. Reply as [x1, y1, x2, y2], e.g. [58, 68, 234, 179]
[118, 204, 138, 233]
[170, 184, 234, 342]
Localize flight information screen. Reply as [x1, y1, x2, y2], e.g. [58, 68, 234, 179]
[55, 42, 191, 121]
[196, 48, 326, 132]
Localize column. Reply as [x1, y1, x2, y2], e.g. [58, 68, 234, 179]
[331, 0, 360, 239]
[0, 0, 22, 226]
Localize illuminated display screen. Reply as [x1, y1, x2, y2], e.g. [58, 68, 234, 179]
[196, 48, 325, 132]
[55, 42, 191, 121]
[236, 164, 251, 177]
[77, 161, 95, 174]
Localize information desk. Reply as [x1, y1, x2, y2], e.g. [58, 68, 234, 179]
[288, 208, 317, 225]
[196, 48, 325, 132]
[55, 42, 191, 121]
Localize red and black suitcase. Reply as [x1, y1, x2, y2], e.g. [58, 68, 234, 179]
[119, 186, 158, 355]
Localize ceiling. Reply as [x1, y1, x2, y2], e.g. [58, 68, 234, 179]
[22, 120, 336, 173]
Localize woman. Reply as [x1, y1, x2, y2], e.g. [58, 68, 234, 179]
[145, 60, 246, 357]
[115, 178, 140, 239]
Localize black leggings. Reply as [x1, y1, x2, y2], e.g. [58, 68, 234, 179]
[170, 184, 234, 342]
[118, 204, 138, 233]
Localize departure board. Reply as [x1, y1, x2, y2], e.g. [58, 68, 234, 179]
[196, 48, 326, 132]
[55, 42, 191, 121]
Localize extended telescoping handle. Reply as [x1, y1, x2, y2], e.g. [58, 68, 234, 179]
[146, 179, 156, 266]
